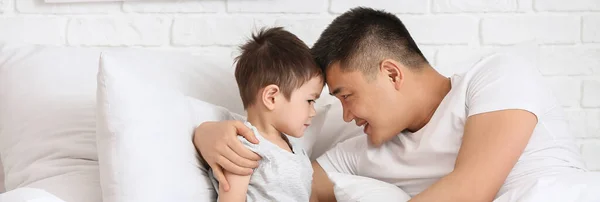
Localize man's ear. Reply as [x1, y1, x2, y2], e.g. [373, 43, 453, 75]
[380, 59, 404, 90]
[261, 84, 280, 110]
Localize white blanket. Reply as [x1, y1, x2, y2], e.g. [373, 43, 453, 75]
[0, 188, 66, 202]
[494, 171, 600, 202]
[1, 172, 598, 202]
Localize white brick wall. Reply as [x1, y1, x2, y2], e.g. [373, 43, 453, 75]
[584, 15, 600, 43]
[535, 0, 600, 11]
[0, 0, 598, 171]
[482, 16, 580, 45]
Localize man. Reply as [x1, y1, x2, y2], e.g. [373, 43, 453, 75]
[194, 7, 593, 202]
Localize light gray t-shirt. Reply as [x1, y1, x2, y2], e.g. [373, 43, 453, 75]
[209, 122, 313, 202]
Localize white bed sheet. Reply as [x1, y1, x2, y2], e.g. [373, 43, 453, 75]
[1, 158, 4, 193]
[0, 188, 66, 202]
[494, 171, 600, 202]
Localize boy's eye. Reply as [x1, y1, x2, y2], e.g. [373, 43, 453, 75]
[308, 100, 315, 104]
[341, 94, 350, 100]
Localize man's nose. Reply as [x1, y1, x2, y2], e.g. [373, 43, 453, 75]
[342, 107, 354, 123]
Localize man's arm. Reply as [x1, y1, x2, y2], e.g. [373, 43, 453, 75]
[310, 135, 367, 202]
[217, 171, 252, 202]
[409, 109, 537, 202]
[311, 161, 336, 202]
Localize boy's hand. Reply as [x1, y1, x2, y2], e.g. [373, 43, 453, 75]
[192, 120, 261, 191]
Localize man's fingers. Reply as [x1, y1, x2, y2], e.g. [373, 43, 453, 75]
[217, 155, 253, 176]
[211, 164, 230, 192]
[225, 145, 259, 168]
[233, 121, 259, 144]
[231, 137, 262, 161]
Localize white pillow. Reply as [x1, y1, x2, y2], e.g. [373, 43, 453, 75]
[308, 100, 364, 160]
[0, 43, 101, 202]
[97, 48, 246, 116]
[97, 50, 332, 202]
[327, 172, 411, 202]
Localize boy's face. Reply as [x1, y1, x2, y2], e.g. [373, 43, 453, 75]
[273, 76, 324, 138]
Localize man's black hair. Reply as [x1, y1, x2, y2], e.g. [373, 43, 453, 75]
[311, 7, 429, 78]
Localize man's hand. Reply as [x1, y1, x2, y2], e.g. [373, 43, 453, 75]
[192, 120, 262, 191]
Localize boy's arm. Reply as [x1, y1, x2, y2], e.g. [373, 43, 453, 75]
[217, 170, 252, 202]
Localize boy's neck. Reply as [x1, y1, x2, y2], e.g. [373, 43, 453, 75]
[246, 107, 282, 140]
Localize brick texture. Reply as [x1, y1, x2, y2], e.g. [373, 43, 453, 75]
[123, 0, 225, 13]
[433, 0, 520, 13]
[273, 17, 333, 46]
[545, 77, 582, 108]
[330, 0, 428, 14]
[582, 80, 600, 108]
[402, 16, 479, 45]
[172, 16, 274, 46]
[0, 17, 67, 44]
[17, 0, 121, 14]
[482, 16, 580, 45]
[67, 17, 171, 46]
[535, 0, 600, 11]
[228, 0, 327, 13]
[538, 47, 600, 76]
[583, 15, 600, 43]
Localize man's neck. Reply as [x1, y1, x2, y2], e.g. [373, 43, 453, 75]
[407, 67, 452, 133]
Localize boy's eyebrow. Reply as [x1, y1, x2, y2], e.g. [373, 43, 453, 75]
[312, 93, 320, 99]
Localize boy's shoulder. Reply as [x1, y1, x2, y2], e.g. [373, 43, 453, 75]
[234, 121, 266, 154]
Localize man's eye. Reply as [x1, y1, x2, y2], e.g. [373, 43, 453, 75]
[308, 100, 316, 104]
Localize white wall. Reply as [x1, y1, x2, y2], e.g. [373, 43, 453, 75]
[0, 0, 598, 171]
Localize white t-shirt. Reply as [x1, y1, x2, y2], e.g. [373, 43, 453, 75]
[316, 52, 588, 197]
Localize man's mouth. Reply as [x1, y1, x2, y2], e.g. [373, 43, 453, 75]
[355, 120, 370, 134]
[356, 120, 368, 127]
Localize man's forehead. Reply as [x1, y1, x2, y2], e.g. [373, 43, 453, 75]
[326, 74, 352, 96]
[325, 63, 355, 93]
[325, 63, 348, 82]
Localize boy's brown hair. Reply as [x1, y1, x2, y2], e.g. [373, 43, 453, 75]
[235, 27, 323, 109]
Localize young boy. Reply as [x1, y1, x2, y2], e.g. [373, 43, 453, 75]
[209, 27, 324, 202]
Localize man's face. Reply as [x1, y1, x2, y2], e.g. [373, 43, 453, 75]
[326, 62, 410, 146]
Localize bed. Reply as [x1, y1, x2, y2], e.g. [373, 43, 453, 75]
[1, 43, 599, 202]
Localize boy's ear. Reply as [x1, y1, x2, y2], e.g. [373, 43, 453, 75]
[262, 84, 280, 110]
[380, 59, 404, 90]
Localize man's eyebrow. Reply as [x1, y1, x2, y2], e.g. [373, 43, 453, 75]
[330, 87, 343, 96]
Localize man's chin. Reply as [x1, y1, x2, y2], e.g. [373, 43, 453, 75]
[366, 132, 399, 147]
[366, 134, 386, 147]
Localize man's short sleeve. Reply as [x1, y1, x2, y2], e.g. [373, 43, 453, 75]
[315, 135, 367, 175]
[465, 53, 554, 118]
